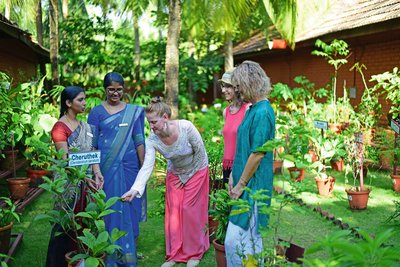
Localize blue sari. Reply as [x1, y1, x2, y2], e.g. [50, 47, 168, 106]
[88, 104, 145, 267]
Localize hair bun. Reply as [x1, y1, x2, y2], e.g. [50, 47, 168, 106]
[151, 96, 163, 104]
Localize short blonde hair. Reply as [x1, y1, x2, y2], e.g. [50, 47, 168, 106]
[145, 96, 172, 118]
[231, 60, 271, 102]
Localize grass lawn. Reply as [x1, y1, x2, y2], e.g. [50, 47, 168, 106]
[2, 165, 399, 266]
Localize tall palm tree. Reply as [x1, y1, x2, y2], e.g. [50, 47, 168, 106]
[121, 0, 150, 89]
[35, 0, 43, 45]
[165, 0, 181, 118]
[49, 0, 59, 85]
[62, 0, 69, 19]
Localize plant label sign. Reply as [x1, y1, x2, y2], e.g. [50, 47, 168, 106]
[354, 132, 364, 144]
[68, 151, 101, 167]
[391, 118, 400, 134]
[314, 120, 328, 130]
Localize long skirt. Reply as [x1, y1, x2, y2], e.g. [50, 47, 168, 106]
[165, 167, 210, 263]
[224, 204, 263, 267]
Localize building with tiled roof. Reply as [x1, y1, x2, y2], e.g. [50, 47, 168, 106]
[233, 0, 400, 123]
[0, 13, 49, 83]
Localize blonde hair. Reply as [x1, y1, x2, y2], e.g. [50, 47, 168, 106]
[231, 60, 271, 102]
[145, 96, 172, 118]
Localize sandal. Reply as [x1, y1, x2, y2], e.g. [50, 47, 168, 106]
[137, 252, 145, 260]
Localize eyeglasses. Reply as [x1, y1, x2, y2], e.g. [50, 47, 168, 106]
[107, 87, 124, 94]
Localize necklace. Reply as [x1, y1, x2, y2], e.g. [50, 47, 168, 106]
[104, 101, 124, 114]
[65, 114, 78, 129]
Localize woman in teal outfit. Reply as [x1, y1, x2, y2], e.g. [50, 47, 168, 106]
[225, 60, 275, 266]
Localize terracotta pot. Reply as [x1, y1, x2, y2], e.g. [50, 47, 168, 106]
[308, 150, 318, 162]
[212, 239, 226, 267]
[268, 39, 287, 49]
[391, 174, 400, 192]
[330, 159, 344, 172]
[208, 215, 219, 243]
[6, 177, 30, 200]
[0, 149, 20, 170]
[273, 160, 283, 174]
[277, 238, 305, 264]
[315, 176, 336, 197]
[0, 222, 13, 254]
[288, 167, 305, 182]
[345, 188, 371, 210]
[329, 123, 342, 134]
[26, 168, 50, 188]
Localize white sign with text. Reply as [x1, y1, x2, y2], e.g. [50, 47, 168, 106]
[391, 119, 400, 134]
[314, 120, 328, 130]
[68, 151, 101, 167]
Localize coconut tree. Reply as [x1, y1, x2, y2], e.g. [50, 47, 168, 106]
[49, 0, 59, 85]
[165, 0, 181, 118]
[121, 0, 150, 89]
[35, 0, 43, 45]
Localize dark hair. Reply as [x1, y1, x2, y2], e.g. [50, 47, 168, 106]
[60, 86, 84, 118]
[103, 72, 124, 88]
[145, 96, 171, 118]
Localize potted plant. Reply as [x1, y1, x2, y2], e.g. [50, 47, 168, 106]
[329, 135, 347, 171]
[0, 197, 20, 255]
[370, 68, 400, 192]
[208, 188, 230, 267]
[284, 125, 312, 182]
[383, 135, 400, 192]
[4, 132, 30, 200]
[371, 67, 400, 123]
[344, 133, 371, 209]
[309, 132, 337, 197]
[23, 135, 54, 187]
[311, 39, 350, 128]
[36, 153, 127, 267]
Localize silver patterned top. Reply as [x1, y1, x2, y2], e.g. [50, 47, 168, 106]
[132, 120, 208, 197]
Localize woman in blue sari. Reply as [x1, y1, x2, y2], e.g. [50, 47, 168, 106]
[88, 72, 145, 266]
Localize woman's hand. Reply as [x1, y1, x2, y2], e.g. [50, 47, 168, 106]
[121, 189, 139, 202]
[228, 173, 234, 194]
[174, 180, 185, 189]
[230, 183, 245, 199]
[86, 178, 99, 192]
[94, 171, 104, 189]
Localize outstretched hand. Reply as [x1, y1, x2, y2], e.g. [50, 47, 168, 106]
[121, 189, 139, 202]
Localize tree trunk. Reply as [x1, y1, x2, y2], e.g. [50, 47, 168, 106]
[224, 32, 233, 71]
[62, 0, 68, 19]
[49, 0, 59, 85]
[164, 0, 181, 119]
[187, 36, 195, 104]
[35, 0, 43, 45]
[134, 17, 141, 90]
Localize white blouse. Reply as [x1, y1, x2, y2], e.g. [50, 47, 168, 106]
[131, 120, 208, 197]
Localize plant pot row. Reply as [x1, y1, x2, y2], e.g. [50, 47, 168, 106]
[5, 169, 51, 200]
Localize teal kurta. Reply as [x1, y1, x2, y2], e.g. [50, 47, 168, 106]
[230, 99, 275, 230]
